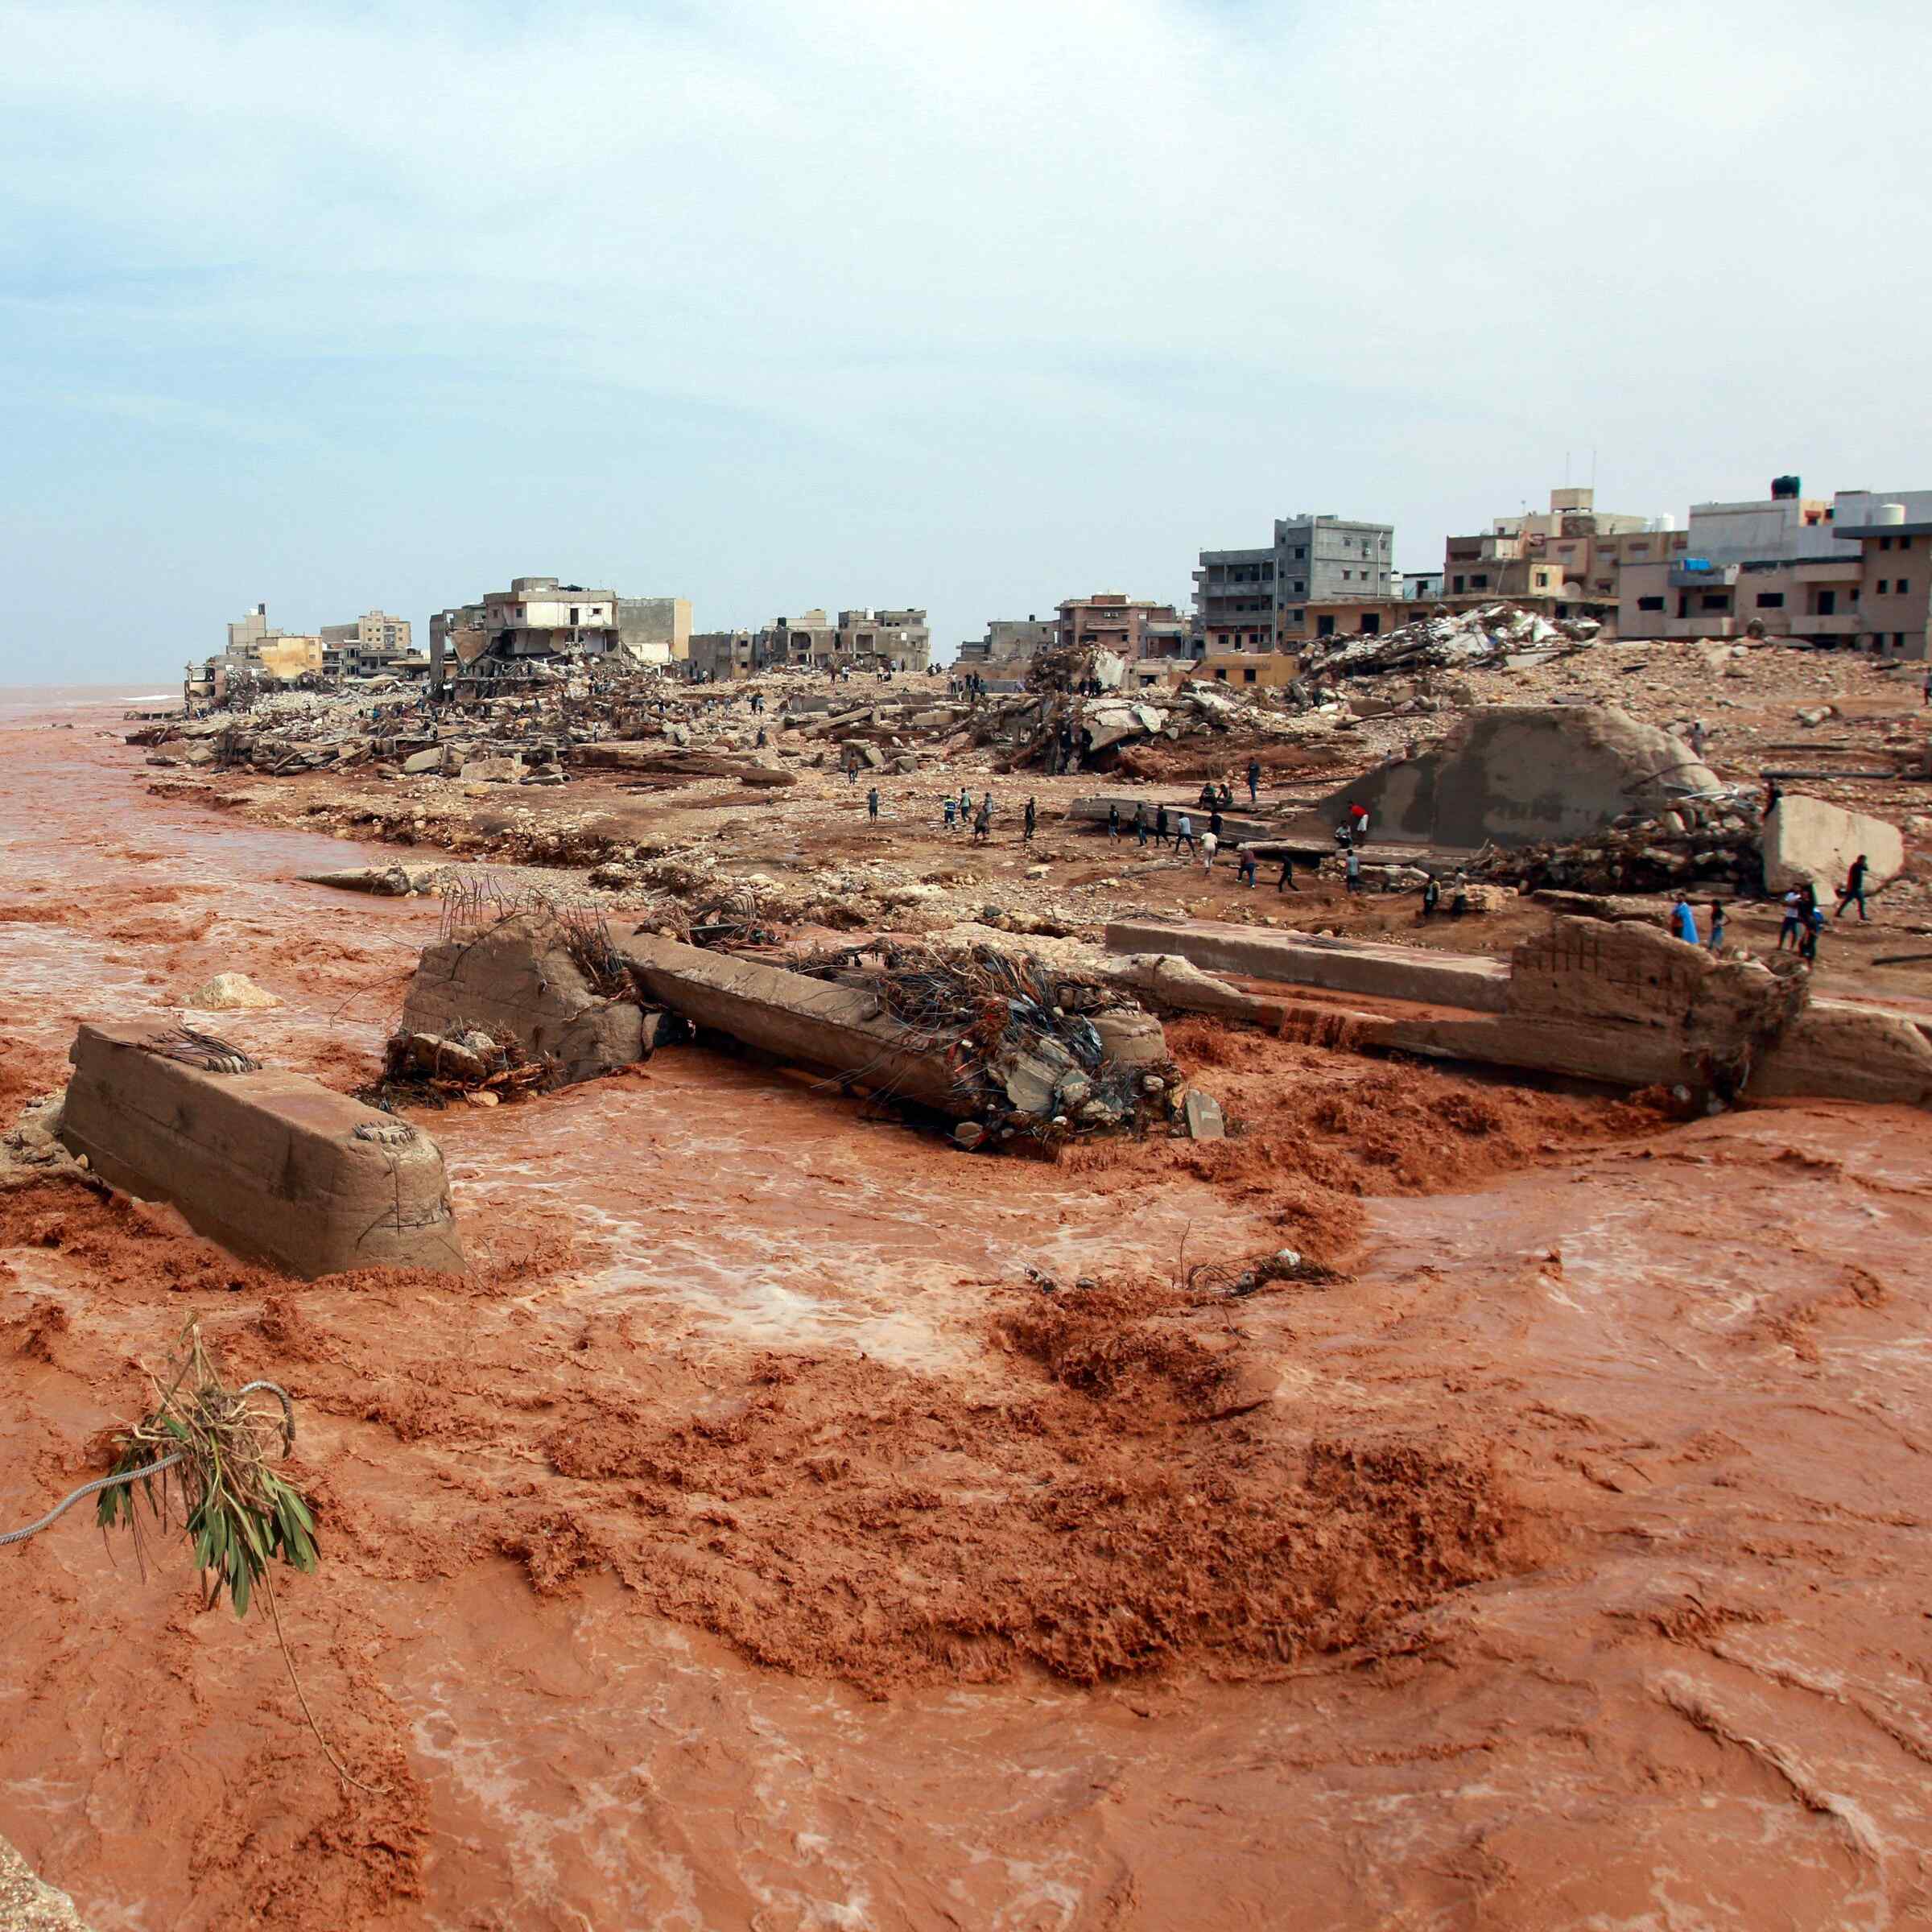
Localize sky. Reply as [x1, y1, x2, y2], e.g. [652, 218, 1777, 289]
[3, 0, 1931, 682]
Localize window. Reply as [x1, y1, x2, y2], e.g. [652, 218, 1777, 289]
[1903, 538, 1915, 551]
[1900, 580, 1913, 597]
[1700, 593, 1731, 611]
[1472, 573, 1489, 590]
[1896, 633, 1906, 648]
[1243, 667, 1257, 683]
[1756, 592, 1785, 608]
[1214, 668, 1228, 682]
[1879, 580, 1891, 594]
[1451, 576, 1466, 592]
[1341, 569, 1352, 581]
[1637, 596, 1665, 612]
[1880, 535, 1893, 551]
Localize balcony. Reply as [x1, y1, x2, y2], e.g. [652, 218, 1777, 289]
[1669, 563, 1740, 590]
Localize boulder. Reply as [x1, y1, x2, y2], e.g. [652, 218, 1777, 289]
[191, 972, 280, 1010]
[402, 748, 444, 774]
[1761, 795, 1905, 897]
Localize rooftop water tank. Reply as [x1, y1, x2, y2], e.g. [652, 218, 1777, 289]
[1878, 502, 1907, 525]
[1771, 474, 1802, 500]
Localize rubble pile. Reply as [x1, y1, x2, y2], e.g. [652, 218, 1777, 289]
[786, 940, 1184, 1143]
[1468, 794, 1766, 895]
[1303, 603, 1600, 680]
[370, 1023, 553, 1108]
[968, 676, 1302, 775]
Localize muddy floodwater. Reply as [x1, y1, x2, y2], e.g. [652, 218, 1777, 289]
[4, 687, 1932, 1930]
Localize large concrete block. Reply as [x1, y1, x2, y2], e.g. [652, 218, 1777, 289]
[1761, 795, 1904, 896]
[402, 910, 644, 1086]
[1319, 706, 1720, 849]
[59, 1024, 466, 1278]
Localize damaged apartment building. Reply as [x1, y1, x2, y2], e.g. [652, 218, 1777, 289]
[685, 608, 931, 680]
[185, 602, 417, 706]
[429, 578, 691, 696]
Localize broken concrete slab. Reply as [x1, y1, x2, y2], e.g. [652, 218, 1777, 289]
[59, 1023, 465, 1278]
[402, 748, 445, 774]
[1090, 1009, 1168, 1066]
[1105, 918, 1511, 1013]
[1761, 795, 1905, 897]
[460, 755, 523, 783]
[402, 910, 644, 1088]
[299, 864, 438, 897]
[1183, 1090, 1225, 1139]
[620, 933, 969, 1113]
[1319, 707, 1721, 849]
[1069, 798, 1275, 844]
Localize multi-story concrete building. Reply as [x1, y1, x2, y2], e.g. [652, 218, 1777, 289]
[617, 597, 693, 665]
[430, 576, 620, 693]
[320, 610, 413, 680]
[1441, 488, 1662, 617]
[956, 616, 1057, 673]
[686, 630, 760, 680]
[1195, 513, 1396, 651]
[1054, 592, 1187, 662]
[1619, 483, 1932, 656]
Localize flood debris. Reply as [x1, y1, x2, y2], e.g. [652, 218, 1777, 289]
[1302, 602, 1600, 680]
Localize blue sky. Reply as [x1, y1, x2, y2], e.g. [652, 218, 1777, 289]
[4, 0, 1930, 681]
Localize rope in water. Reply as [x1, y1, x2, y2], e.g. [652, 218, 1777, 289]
[0, 1380, 295, 1549]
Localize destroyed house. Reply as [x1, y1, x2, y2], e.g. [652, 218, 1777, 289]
[431, 576, 621, 692]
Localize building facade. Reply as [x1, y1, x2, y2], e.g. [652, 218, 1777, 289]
[430, 576, 621, 693]
[1440, 487, 1665, 617]
[1054, 592, 1187, 661]
[617, 597, 693, 665]
[1195, 512, 1396, 652]
[320, 610, 413, 680]
[957, 617, 1057, 672]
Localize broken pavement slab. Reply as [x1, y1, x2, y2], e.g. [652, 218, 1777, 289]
[58, 1023, 466, 1278]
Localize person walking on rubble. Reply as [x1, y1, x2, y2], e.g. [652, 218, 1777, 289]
[1134, 801, 1149, 847]
[943, 795, 957, 832]
[1422, 874, 1439, 917]
[1107, 802, 1120, 841]
[1155, 803, 1170, 848]
[1201, 828, 1219, 872]
[973, 799, 992, 844]
[1278, 854, 1298, 893]
[1208, 804, 1224, 843]
[1246, 757, 1261, 805]
[1708, 902, 1727, 952]
[1345, 846, 1362, 894]
[1024, 797, 1037, 844]
[1835, 853, 1871, 921]
[1671, 895, 1699, 945]
[1174, 811, 1197, 858]
[867, 785, 880, 824]
[1237, 846, 1257, 888]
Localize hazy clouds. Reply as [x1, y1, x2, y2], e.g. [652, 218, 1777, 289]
[3, 0, 1929, 675]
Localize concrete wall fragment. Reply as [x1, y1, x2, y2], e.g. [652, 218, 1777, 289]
[402, 911, 644, 1086]
[1761, 795, 1905, 896]
[59, 1024, 466, 1278]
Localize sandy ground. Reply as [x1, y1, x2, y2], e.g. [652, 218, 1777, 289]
[5, 691, 1932, 1929]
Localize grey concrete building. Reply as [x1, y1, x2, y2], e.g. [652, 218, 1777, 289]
[617, 597, 692, 665]
[320, 610, 414, 680]
[1195, 513, 1397, 651]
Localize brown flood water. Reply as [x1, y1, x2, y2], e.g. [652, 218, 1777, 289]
[5, 689, 1932, 1931]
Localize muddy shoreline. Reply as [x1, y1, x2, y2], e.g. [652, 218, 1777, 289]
[6, 691, 1932, 1930]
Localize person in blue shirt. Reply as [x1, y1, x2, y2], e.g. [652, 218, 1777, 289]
[1671, 898, 1699, 944]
